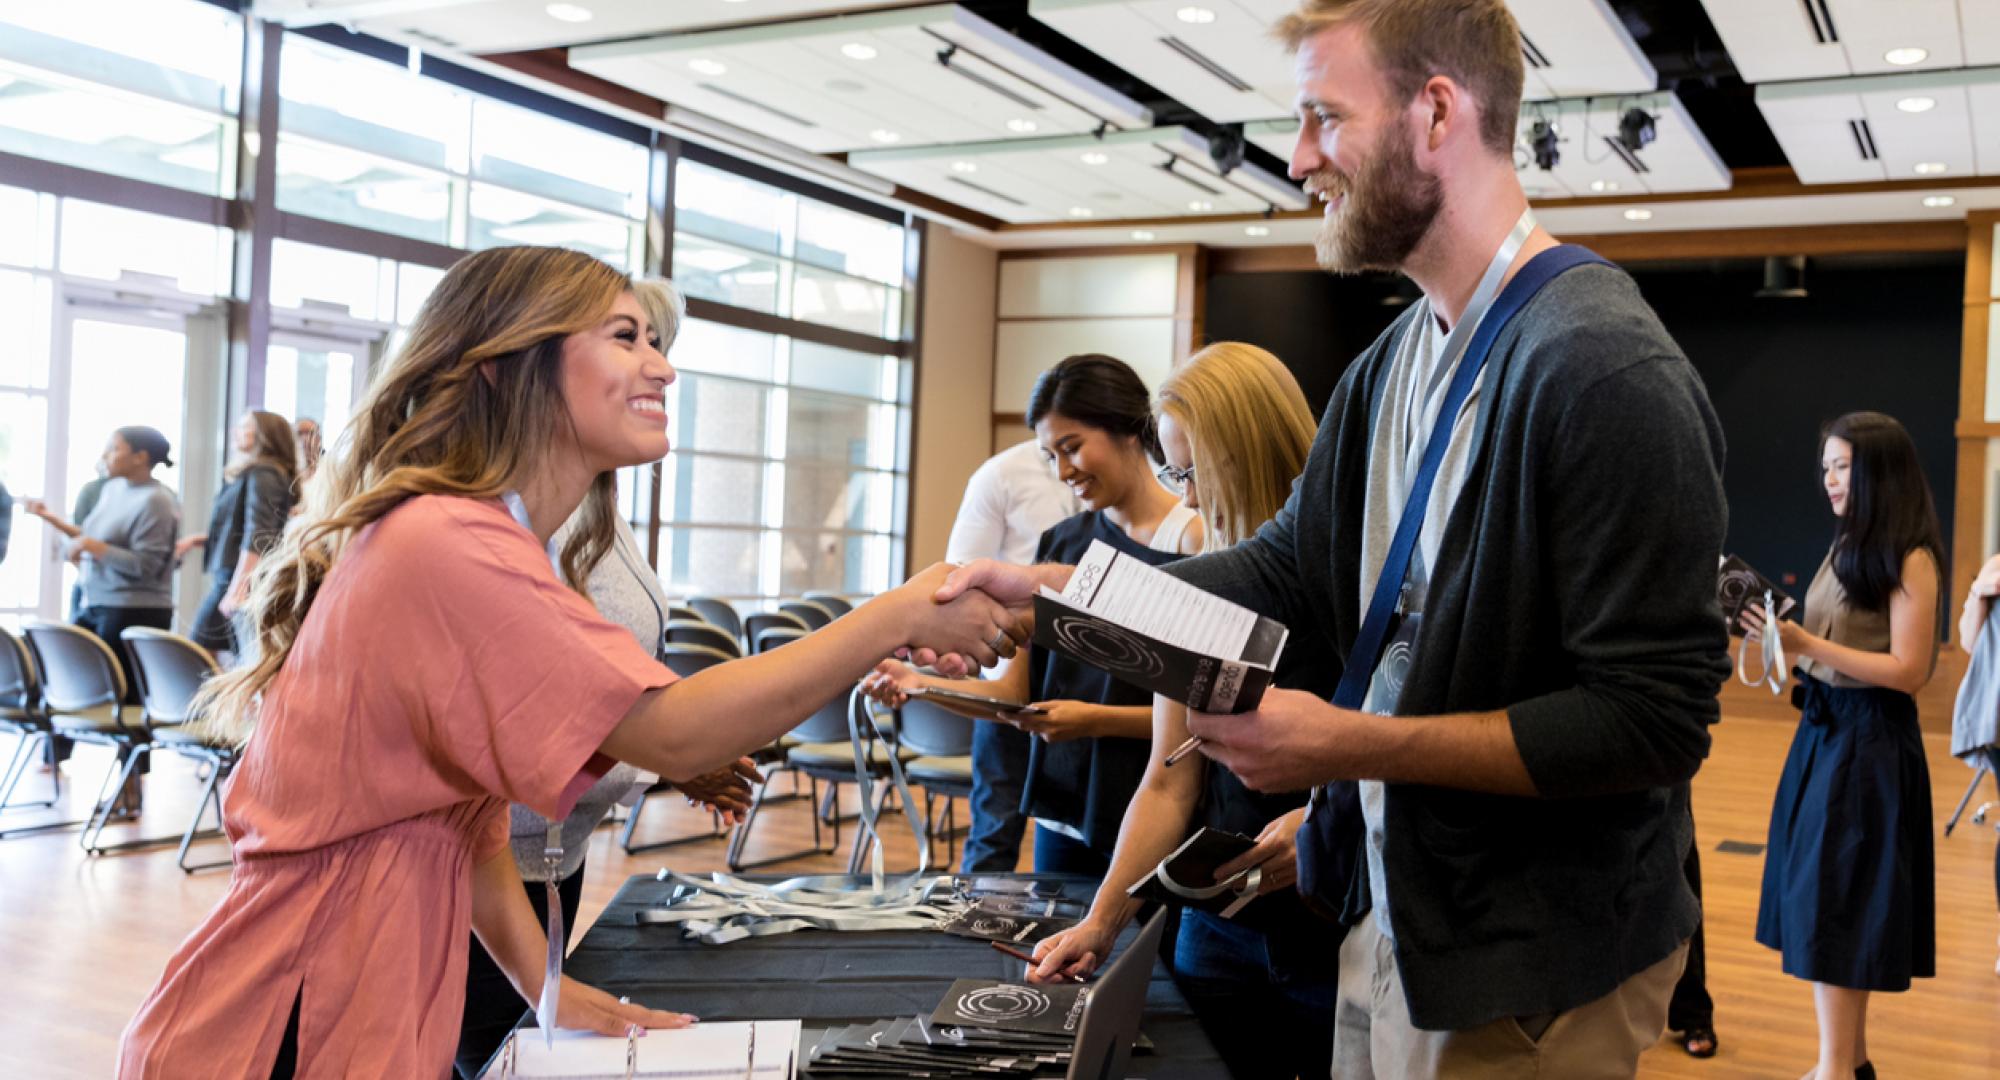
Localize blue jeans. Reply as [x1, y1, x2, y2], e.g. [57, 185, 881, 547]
[964, 720, 1032, 873]
[1172, 908, 1338, 1079]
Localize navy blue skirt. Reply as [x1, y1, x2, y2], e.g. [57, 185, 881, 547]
[1755, 674, 1935, 991]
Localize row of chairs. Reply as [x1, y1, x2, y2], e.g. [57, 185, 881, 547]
[0, 623, 232, 871]
[661, 594, 855, 659]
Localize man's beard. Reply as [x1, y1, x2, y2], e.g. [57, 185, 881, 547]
[1310, 122, 1444, 275]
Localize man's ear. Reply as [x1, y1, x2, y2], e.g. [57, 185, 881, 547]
[1421, 75, 1460, 153]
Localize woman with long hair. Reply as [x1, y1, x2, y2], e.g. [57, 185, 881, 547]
[117, 246, 1016, 1079]
[177, 410, 298, 657]
[866, 353, 1201, 877]
[1022, 343, 1340, 1078]
[1749, 411, 1941, 1080]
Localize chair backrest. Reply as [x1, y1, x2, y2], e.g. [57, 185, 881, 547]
[687, 596, 742, 641]
[895, 696, 975, 759]
[664, 619, 740, 657]
[660, 643, 733, 679]
[790, 684, 858, 745]
[743, 610, 809, 648]
[752, 626, 807, 656]
[666, 604, 706, 625]
[121, 628, 221, 727]
[0, 626, 39, 712]
[22, 622, 126, 716]
[777, 600, 836, 631]
[801, 592, 853, 618]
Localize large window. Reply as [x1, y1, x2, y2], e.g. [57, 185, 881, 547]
[664, 160, 912, 604]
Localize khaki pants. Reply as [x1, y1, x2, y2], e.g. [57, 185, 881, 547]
[1331, 916, 1687, 1079]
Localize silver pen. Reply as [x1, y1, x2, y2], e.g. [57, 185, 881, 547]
[1163, 735, 1203, 766]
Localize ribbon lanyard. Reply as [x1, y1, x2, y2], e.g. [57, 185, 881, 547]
[1329, 214, 1608, 713]
[500, 492, 570, 1044]
[1738, 590, 1789, 695]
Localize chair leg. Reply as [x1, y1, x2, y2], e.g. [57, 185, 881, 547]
[0, 733, 35, 811]
[80, 745, 145, 854]
[725, 768, 840, 872]
[0, 732, 87, 840]
[620, 786, 725, 855]
[178, 760, 232, 873]
[1948, 764, 1988, 836]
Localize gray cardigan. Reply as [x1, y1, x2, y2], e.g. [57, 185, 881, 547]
[1168, 262, 1729, 1031]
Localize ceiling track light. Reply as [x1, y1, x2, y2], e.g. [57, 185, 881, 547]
[1529, 118, 1559, 171]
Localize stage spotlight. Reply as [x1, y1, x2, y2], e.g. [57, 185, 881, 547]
[1207, 124, 1246, 176]
[1529, 119, 1560, 171]
[1617, 107, 1656, 153]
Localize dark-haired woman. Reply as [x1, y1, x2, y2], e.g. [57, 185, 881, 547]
[1749, 411, 1940, 1080]
[178, 411, 298, 658]
[868, 353, 1200, 876]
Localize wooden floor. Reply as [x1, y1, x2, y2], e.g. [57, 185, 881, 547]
[3, 687, 1998, 1078]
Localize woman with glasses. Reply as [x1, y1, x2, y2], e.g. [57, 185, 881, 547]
[865, 353, 1199, 876]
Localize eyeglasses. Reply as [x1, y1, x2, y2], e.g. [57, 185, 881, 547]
[1156, 463, 1195, 493]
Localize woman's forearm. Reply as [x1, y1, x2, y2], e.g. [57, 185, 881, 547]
[1799, 635, 1932, 695]
[469, 849, 548, 1005]
[1087, 705, 1156, 740]
[1083, 698, 1205, 930]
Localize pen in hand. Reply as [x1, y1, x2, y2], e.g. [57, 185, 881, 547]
[1163, 735, 1203, 767]
[989, 940, 1087, 984]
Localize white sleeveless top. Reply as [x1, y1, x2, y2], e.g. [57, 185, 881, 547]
[1149, 501, 1199, 554]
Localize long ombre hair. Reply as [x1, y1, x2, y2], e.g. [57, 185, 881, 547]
[197, 246, 631, 743]
[223, 409, 300, 488]
[1157, 343, 1316, 550]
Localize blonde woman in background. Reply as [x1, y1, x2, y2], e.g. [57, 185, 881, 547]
[1033, 343, 1344, 1079]
[117, 246, 1019, 1079]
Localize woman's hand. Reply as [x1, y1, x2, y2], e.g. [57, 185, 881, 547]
[554, 975, 697, 1036]
[1212, 806, 1306, 893]
[174, 534, 207, 560]
[892, 562, 1025, 672]
[1003, 700, 1097, 742]
[1736, 608, 1809, 657]
[21, 499, 60, 525]
[859, 659, 924, 707]
[1028, 918, 1117, 984]
[65, 536, 108, 561]
[673, 757, 762, 823]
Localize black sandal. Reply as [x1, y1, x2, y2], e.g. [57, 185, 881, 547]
[1680, 1027, 1718, 1058]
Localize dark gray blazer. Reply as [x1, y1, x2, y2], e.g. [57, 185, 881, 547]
[1168, 261, 1730, 1031]
[202, 463, 295, 581]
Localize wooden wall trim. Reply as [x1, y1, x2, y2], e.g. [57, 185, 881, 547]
[1955, 215, 1994, 613]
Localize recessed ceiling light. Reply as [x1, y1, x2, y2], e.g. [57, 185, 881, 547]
[1131, 229, 1156, 241]
[869, 129, 901, 144]
[1589, 179, 1620, 193]
[1623, 208, 1653, 221]
[1897, 96, 1937, 113]
[1080, 151, 1109, 165]
[1176, 6, 1216, 24]
[545, 3, 592, 22]
[688, 58, 727, 77]
[1924, 195, 1957, 208]
[950, 160, 977, 174]
[1006, 118, 1038, 134]
[1884, 47, 1929, 66]
[1187, 200, 1213, 211]
[1245, 225, 1270, 237]
[841, 43, 877, 61]
[1914, 161, 1948, 175]
[1069, 206, 1094, 218]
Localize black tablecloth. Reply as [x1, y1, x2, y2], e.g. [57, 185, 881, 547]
[561, 871, 1229, 1079]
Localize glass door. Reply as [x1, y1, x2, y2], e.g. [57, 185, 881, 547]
[265, 331, 371, 451]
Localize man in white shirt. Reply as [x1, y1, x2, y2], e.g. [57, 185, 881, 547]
[946, 438, 1079, 872]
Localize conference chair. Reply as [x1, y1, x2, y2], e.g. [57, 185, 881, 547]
[21, 622, 145, 854]
[686, 596, 742, 645]
[777, 599, 837, 631]
[664, 619, 741, 657]
[0, 627, 58, 814]
[800, 592, 854, 618]
[121, 628, 232, 871]
[741, 610, 809, 651]
[666, 604, 706, 625]
[617, 643, 732, 854]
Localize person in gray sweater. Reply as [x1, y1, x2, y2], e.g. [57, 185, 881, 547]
[922, 1, 1728, 1074]
[24, 425, 181, 794]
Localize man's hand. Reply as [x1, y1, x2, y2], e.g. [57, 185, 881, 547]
[672, 757, 762, 823]
[1212, 805, 1306, 892]
[1185, 689, 1349, 792]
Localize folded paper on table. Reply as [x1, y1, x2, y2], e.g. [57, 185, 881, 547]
[492, 1019, 801, 1079]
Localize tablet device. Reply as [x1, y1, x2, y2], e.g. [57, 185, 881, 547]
[905, 686, 1048, 716]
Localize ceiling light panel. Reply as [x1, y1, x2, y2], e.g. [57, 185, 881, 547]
[1511, 92, 1729, 198]
[849, 125, 1299, 223]
[255, 0, 880, 54]
[1696, 0, 1961, 83]
[572, 4, 1152, 153]
[1505, 0, 1656, 98]
[1757, 68, 1998, 183]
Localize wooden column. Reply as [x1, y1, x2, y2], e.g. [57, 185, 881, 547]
[1954, 211, 1999, 611]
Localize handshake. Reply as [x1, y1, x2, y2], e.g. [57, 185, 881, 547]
[886, 559, 1075, 675]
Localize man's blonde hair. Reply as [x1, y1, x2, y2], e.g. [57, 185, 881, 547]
[1276, 0, 1524, 156]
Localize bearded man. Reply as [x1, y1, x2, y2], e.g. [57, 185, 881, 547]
[924, 0, 1730, 1074]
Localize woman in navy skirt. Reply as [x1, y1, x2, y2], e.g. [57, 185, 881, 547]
[1746, 411, 1940, 1080]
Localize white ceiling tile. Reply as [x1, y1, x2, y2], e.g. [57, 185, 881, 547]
[1828, 0, 1964, 75]
[1964, 0, 2000, 67]
[571, 4, 1150, 154]
[1756, 81, 1888, 183]
[1509, 0, 1655, 98]
[1759, 68, 2000, 183]
[254, 0, 891, 54]
[1697, 0, 1849, 82]
[1029, 0, 1296, 123]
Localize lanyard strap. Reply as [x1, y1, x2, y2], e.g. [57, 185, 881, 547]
[1330, 240, 1608, 711]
